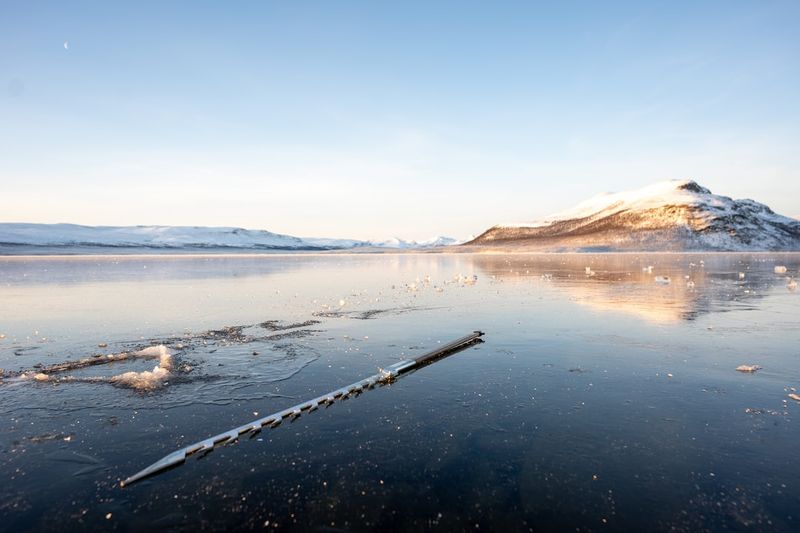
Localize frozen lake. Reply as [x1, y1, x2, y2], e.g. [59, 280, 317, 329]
[1, 253, 799, 531]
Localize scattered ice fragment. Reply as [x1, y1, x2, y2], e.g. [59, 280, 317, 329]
[98, 343, 108, 348]
[105, 513, 112, 520]
[109, 346, 173, 390]
[739, 272, 746, 279]
[686, 280, 695, 289]
[0, 334, 5, 340]
[788, 278, 798, 291]
[774, 265, 787, 274]
[338, 299, 346, 307]
[643, 266, 653, 273]
[654, 276, 671, 284]
[788, 393, 800, 402]
[736, 365, 762, 373]
[33, 373, 49, 381]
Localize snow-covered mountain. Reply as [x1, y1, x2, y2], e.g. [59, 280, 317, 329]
[0, 223, 458, 252]
[467, 180, 800, 251]
[368, 236, 462, 249]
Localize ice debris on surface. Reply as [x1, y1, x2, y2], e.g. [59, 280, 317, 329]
[11, 345, 175, 391]
[774, 266, 787, 274]
[108, 346, 173, 390]
[654, 276, 671, 285]
[735, 365, 762, 373]
[788, 278, 798, 291]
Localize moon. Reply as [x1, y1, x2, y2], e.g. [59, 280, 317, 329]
[63, 41, 69, 50]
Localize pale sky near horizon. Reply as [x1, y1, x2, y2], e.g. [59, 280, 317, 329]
[1, 1, 799, 240]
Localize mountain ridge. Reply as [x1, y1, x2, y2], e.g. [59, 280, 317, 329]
[467, 179, 800, 251]
[0, 223, 459, 252]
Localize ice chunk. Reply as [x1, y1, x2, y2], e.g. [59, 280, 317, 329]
[654, 276, 671, 284]
[133, 345, 173, 369]
[738, 272, 746, 279]
[108, 345, 173, 390]
[774, 265, 787, 274]
[736, 365, 761, 373]
[686, 280, 695, 289]
[110, 365, 170, 390]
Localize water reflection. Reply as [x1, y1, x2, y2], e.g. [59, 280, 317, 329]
[470, 253, 800, 323]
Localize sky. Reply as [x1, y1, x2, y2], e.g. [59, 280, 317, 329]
[1, 1, 799, 241]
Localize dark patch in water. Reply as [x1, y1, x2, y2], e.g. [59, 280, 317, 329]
[263, 329, 319, 341]
[313, 306, 426, 320]
[259, 319, 320, 331]
[199, 325, 251, 344]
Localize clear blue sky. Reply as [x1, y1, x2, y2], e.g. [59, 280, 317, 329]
[2, 1, 798, 240]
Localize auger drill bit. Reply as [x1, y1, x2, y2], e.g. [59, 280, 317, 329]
[121, 330, 484, 487]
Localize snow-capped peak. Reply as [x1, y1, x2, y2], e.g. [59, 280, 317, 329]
[365, 236, 462, 249]
[472, 179, 800, 251]
[499, 179, 775, 229]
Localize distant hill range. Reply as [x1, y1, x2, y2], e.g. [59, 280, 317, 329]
[3, 180, 798, 253]
[467, 180, 800, 251]
[0, 223, 459, 253]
